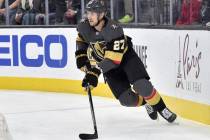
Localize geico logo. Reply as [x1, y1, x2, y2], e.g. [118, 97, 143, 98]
[0, 35, 67, 68]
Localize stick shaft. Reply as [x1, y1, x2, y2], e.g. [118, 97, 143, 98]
[87, 87, 98, 135]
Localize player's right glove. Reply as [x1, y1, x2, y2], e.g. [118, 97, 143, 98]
[82, 67, 101, 90]
[75, 49, 91, 71]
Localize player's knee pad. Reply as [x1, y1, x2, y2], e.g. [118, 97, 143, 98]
[118, 89, 139, 107]
[133, 79, 153, 97]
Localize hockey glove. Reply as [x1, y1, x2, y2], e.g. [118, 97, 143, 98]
[75, 49, 91, 71]
[82, 68, 101, 91]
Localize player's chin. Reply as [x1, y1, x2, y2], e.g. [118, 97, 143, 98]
[89, 22, 96, 26]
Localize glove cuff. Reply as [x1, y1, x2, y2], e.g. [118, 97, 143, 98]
[75, 49, 87, 56]
[75, 50, 91, 70]
[75, 50, 88, 63]
[88, 68, 101, 77]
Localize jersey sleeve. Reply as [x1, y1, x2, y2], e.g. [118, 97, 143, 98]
[75, 30, 90, 71]
[76, 33, 89, 51]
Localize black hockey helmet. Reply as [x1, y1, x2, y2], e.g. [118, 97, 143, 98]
[85, 0, 107, 13]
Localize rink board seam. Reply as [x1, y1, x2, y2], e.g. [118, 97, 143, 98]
[0, 77, 209, 125]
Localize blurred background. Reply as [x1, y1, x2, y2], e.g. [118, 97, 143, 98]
[0, 0, 209, 27]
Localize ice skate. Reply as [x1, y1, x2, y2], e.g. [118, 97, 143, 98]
[145, 104, 158, 120]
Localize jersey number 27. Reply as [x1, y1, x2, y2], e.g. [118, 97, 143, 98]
[113, 39, 125, 51]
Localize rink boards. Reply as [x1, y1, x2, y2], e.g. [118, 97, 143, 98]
[0, 28, 209, 125]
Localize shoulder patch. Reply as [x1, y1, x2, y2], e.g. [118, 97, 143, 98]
[102, 18, 124, 42]
[111, 24, 119, 30]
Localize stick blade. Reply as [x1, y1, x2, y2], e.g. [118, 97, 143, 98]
[79, 133, 98, 140]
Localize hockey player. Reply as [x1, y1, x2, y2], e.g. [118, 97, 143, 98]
[75, 0, 177, 123]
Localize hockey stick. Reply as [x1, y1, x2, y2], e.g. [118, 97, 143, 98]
[79, 84, 98, 140]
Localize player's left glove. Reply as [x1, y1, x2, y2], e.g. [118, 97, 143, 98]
[82, 67, 101, 90]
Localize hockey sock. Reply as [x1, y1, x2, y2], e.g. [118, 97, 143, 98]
[144, 88, 166, 112]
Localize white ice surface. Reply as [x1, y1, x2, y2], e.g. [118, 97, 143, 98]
[0, 90, 209, 140]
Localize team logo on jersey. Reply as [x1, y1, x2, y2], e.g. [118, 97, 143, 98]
[89, 41, 106, 62]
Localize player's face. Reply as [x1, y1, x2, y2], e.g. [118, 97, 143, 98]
[86, 11, 103, 26]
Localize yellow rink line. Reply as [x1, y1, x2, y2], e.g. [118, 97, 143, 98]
[0, 77, 209, 125]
